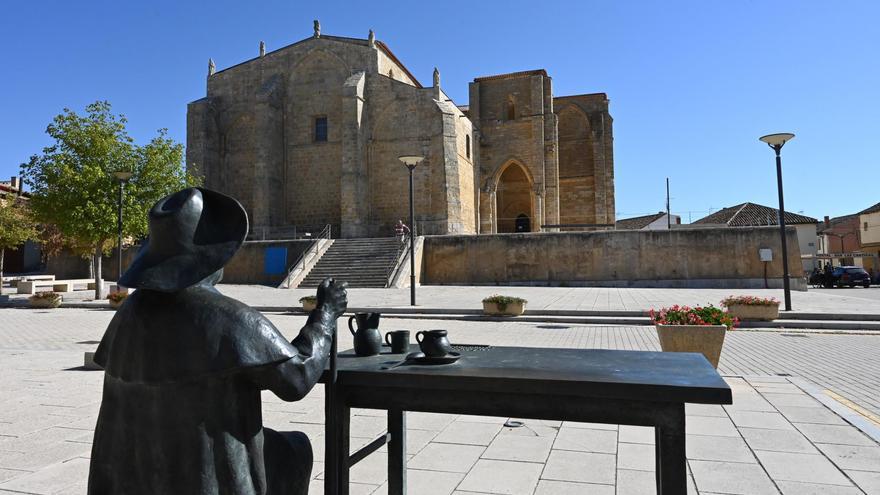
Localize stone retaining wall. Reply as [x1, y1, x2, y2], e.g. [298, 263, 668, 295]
[423, 226, 806, 290]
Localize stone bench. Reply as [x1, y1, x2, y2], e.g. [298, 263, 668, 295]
[2, 274, 55, 284]
[17, 279, 112, 295]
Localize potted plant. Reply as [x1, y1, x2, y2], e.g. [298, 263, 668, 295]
[482, 295, 527, 316]
[108, 291, 129, 309]
[649, 305, 736, 368]
[720, 295, 779, 321]
[29, 291, 62, 309]
[299, 295, 317, 312]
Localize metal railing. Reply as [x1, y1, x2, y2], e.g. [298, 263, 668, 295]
[283, 224, 332, 288]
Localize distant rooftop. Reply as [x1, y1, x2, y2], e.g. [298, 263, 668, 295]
[473, 69, 548, 82]
[817, 213, 860, 234]
[211, 32, 423, 88]
[554, 93, 609, 101]
[616, 212, 668, 230]
[693, 202, 818, 226]
[858, 201, 880, 216]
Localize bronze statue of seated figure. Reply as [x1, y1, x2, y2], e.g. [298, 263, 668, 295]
[88, 188, 346, 495]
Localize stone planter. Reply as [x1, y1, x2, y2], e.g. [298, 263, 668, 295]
[655, 324, 726, 368]
[726, 304, 779, 321]
[29, 296, 62, 309]
[301, 299, 317, 312]
[482, 301, 526, 316]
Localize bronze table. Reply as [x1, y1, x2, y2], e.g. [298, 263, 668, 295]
[321, 345, 732, 495]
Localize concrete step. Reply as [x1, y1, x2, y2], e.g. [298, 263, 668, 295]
[306, 259, 393, 268]
[302, 270, 390, 275]
[784, 312, 880, 321]
[303, 270, 391, 277]
[295, 237, 407, 288]
[739, 319, 880, 331]
[303, 276, 389, 282]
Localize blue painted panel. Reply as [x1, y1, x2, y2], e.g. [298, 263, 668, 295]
[264, 247, 287, 275]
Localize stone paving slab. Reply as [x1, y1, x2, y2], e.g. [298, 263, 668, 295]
[2, 309, 880, 493]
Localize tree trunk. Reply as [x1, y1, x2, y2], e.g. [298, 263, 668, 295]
[94, 247, 105, 300]
[0, 248, 5, 296]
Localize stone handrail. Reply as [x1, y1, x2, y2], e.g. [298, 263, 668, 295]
[280, 224, 332, 289]
[385, 236, 411, 288]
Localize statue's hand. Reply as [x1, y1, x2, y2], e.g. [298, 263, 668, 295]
[316, 278, 348, 319]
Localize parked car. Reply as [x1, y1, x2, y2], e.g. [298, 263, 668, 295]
[827, 266, 871, 288]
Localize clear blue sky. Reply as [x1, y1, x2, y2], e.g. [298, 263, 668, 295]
[2, 1, 878, 221]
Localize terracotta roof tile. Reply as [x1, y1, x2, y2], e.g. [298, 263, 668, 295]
[615, 212, 667, 230]
[693, 202, 817, 226]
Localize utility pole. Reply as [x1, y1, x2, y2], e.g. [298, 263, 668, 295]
[666, 178, 671, 229]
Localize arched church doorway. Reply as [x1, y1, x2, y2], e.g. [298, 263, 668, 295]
[515, 214, 531, 232]
[496, 162, 534, 233]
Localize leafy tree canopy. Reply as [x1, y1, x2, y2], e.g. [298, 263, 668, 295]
[20, 101, 200, 297]
[0, 196, 39, 293]
[0, 196, 38, 252]
[21, 101, 199, 251]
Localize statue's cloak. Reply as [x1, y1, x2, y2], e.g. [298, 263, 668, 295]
[87, 286, 298, 495]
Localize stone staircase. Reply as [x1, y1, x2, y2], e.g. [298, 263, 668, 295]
[298, 237, 405, 288]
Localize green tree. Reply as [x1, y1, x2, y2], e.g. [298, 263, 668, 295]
[21, 101, 199, 299]
[0, 195, 39, 295]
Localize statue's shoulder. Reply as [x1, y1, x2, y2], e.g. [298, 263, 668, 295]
[97, 287, 296, 380]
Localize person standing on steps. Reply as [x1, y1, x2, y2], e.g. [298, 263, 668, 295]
[395, 219, 410, 245]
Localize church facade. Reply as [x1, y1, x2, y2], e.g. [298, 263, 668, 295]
[186, 25, 614, 239]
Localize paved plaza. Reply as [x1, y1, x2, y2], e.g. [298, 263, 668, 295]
[226, 285, 880, 315]
[5, 284, 880, 315]
[2, 303, 880, 494]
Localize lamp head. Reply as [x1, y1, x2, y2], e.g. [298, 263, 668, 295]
[398, 155, 425, 169]
[113, 171, 134, 182]
[759, 133, 795, 148]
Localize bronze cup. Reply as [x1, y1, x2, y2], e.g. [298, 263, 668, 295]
[385, 330, 410, 354]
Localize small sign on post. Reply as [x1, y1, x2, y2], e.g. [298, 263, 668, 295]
[759, 248, 773, 262]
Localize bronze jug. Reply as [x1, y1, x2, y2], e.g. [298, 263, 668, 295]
[348, 312, 382, 357]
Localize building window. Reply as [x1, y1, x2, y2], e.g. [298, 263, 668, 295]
[866, 222, 870, 231]
[506, 99, 516, 120]
[466, 135, 471, 159]
[314, 116, 328, 142]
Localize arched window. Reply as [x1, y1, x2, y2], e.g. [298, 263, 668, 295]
[506, 98, 516, 120]
[466, 135, 471, 159]
[314, 116, 328, 142]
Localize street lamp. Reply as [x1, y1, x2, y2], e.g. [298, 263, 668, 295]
[113, 171, 133, 285]
[399, 155, 424, 306]
[759, 133, 795, 311]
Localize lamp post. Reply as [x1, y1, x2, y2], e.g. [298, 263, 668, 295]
[759, 133, 795, 311]
[113, 171, 133, 285]
[399, 155, 424, 306]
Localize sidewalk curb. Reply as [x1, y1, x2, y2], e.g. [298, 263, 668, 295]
[788, 376, 880, 444]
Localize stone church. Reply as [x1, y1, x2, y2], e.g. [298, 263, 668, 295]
[187, 23, 615, 239]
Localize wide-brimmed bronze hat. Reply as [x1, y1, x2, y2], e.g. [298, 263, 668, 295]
[119, 188, 248, 292]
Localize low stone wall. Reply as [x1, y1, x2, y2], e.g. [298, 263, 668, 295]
[45, 248, 138, 281]
[46, 240, 313, 286]
[423, 227, 806, 290]
[215, 240, 313, 285]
